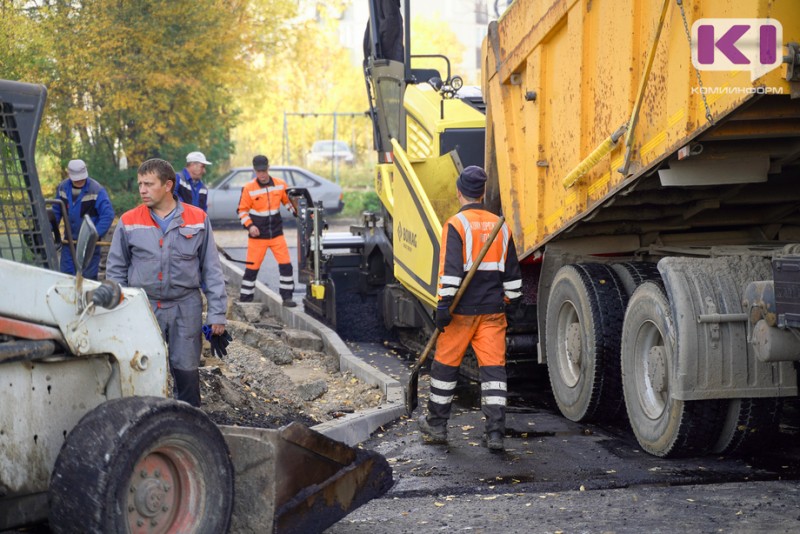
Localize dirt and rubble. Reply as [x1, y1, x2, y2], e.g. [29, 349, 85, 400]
[196, 288, 384, 430]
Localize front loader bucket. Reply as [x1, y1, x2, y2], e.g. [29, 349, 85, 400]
[221, 422, 393, 533]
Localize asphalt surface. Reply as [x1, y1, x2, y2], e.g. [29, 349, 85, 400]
[324, 376, 800, 533]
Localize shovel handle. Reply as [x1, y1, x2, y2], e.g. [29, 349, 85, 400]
[216, 244, 254, 265]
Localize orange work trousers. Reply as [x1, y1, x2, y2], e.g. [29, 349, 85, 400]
[245, 235, 291, 270]
[434, 312, 507, 368]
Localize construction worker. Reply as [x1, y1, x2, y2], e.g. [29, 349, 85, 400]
[106, 158, 228, 406]
[237, 154, 297, 307]
[174, 151, 211, 211]
[52, 159, 115, 280]
[418, 166, 522, 451]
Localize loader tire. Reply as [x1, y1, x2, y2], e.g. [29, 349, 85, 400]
[545, 263, 626, 423]
[621, 281, 726, 457]
[49, 396, 234, 534]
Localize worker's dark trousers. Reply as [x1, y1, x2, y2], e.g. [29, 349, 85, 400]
[427, 361, 507, 434]
[172, 369, 201, 407]
[427, 313, 508, 434]
[278, 263, 294, 301]
[240, 268, 258, 301]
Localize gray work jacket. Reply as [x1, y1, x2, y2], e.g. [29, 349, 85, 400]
[106, 200, 227, 324]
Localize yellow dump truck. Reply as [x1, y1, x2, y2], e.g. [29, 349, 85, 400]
[302, 0, 800, 458]
[482, 0, 800, 457]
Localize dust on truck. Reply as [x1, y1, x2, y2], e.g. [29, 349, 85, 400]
[0, 79, 392, 532]
[340, 0, 800, 459]
[483, 0, 800, 457]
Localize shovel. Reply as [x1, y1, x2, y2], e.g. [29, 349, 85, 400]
[216, 244, 255, 265]
[405, 216, 506, 415]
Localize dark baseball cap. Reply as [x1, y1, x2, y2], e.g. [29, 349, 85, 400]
[253, 155, 269, 171]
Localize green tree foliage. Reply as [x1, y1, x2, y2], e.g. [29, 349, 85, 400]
[3, 0, 292, 197]
[2, 0, 468, 205]
[231, 5, 369, 170]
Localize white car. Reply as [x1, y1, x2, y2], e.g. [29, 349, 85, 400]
[306, 140, 355, 167]
[206, 165, 344, 224]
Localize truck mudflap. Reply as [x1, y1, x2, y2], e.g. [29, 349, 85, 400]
[222, 422, 393, 533]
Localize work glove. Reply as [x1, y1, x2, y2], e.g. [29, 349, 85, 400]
[203, 325, 232, 358]
[435, 305, 452, 333]
[210, 331, 232, 358]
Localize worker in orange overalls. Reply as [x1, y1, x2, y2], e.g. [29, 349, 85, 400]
[237, 154, 297, 307]
[418, 166, 523, 451]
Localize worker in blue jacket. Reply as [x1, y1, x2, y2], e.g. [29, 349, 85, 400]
[174, 151, 211, 211]
[52, 159, 115, 279]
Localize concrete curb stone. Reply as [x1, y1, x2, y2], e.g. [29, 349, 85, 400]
[220, 257, 405, 446]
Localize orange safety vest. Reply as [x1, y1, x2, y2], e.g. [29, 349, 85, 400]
[437, 204, 522, 315]
[237, 176, 292, 238]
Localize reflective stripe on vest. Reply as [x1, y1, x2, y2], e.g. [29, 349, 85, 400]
[454, 212, 509, 273]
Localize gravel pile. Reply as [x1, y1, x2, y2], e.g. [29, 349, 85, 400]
[198, 293, 384, 430]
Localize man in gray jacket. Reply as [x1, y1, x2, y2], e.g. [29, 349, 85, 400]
[106, 158, 227, 406]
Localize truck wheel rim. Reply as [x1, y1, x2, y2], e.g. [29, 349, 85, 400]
[126, 443, 203, 533]
[633, 319, 668, 419]
[556, 300, 582, 387]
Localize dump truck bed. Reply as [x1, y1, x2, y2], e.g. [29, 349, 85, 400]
[483, 0, 800, 259]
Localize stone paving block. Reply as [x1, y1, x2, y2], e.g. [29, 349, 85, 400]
[227, 321, 294, 365]
[296, 379, 328, 401]
[282, 328, 324, 352]
[233, 301, 265, 323]
[262, 343, 295, 365]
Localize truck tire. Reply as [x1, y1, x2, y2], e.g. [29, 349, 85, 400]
[49, 396, 234, 534]
[712, 398, 782, 455]
[545, 263, 626, 422]
[610, 261, 661, 297]
[621, 281, 725, 457]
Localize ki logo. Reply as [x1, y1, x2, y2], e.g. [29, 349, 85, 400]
[691, 18, 783, 81]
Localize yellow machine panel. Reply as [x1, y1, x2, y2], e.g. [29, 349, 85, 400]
[483, 0, 800, 259]
[376, 84, 486, 308]
[390, 140, 461, 307]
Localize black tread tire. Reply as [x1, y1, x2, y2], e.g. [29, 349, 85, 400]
[712, 398, 783, 455]
[610, 261, 661, 297]
[545, 263, 627, 423]
[49, 396, 234, 534]
[621, 281, 726, 457]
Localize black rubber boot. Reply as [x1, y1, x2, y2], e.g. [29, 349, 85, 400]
[172, 368, 201, 407]
[481, 430, 504, 451]
[418, 414, 447, 444]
